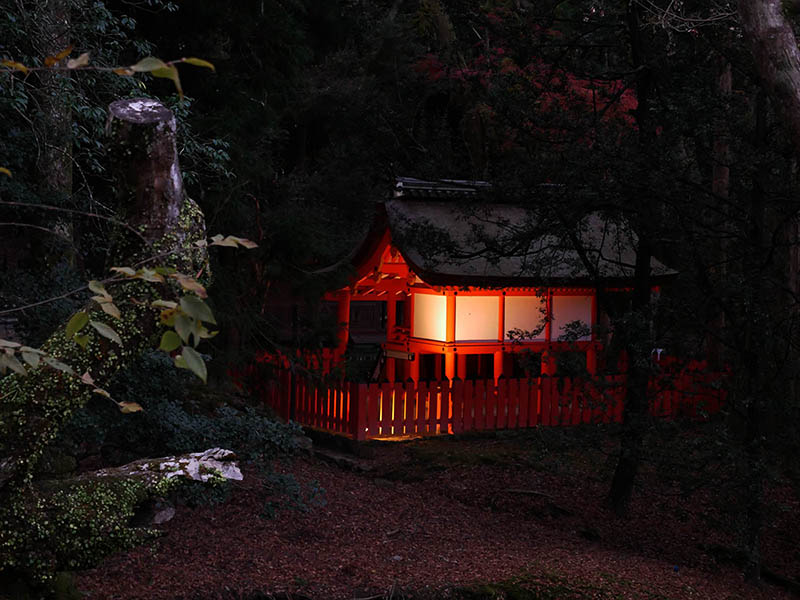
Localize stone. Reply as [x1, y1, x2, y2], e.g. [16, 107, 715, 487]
[293, 434, 313, 455]
[86, 447, 243, 485]
[152, 506, 176, 525]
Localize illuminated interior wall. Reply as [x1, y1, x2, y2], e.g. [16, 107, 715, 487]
[413, 293, 447, 341]
[552, 295, 592, 341]
[504, 295, 546, 340]
[455, 295, 499, 341]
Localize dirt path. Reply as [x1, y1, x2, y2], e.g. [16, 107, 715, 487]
[77, 432, 798, 599]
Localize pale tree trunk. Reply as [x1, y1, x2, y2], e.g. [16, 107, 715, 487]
[738, 0, 800, 579]
[0, 98, 207, 496]
[739, 0, 800, 155]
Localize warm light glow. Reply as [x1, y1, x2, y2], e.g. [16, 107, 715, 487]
[413, 293, 447, 341]
[504, 295, 546, 340]
[552, 295, 592, 341]
[456, 296, 499, 341]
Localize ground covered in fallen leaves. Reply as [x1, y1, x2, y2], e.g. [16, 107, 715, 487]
[77, 426, 799, 599]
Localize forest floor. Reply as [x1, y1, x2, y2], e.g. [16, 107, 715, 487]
[77, 425, 799, 600]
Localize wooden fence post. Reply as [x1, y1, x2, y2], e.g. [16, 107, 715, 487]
[350, 382, 367, 441]
[451, 377, 463, 433]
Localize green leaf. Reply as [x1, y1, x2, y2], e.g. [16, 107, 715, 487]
[173, 314, 193, 344]
[1, 60, 29, 74]
[210, 234, 237, 247]
[197, 326, 218, 339]
[178, 345, 207, 383]
[45, 46, 73, 67]
[74, 334, 89, 349]
[229, 236, 258, 249]
[21, 352, 40, 369]
[159, 331, 181, 352]
[172, 275, 206, 298]
[152, 300, 177, 309]
[0, 353, 26, 376]
[65, 311, 89, 338]
[139, 268, 165, 283]
[43, 356, 75, 375]
[90, 320, 123, 346]
[0, 339, 21, 348]
[182, 57, 215, 71]
[159, 308, 177, 327]
[100, 302, 121, 320]
[66, 52, 89, 69]
[93, 388, 112, 400]
[209, 234, 258, 249]
[88, 280, 110, 297]
[151, 64, 183, 99]
[130, 56, 168, 72]
[19, 346, 44, 354]
[180, 296, 216, 325]
[111, 266, 137, 276]
[118, 401, 142, 413]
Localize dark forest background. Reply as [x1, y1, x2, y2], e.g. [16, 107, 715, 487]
[2, 0, 800, 592]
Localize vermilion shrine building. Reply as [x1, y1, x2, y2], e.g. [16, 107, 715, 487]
[247, 178, 724, 439]
[322, 177, 674, 383]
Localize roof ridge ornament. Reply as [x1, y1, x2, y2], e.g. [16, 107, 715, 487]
[394, 176, 492, 198]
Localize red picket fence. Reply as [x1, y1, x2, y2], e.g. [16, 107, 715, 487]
[254, 370, 725, 440]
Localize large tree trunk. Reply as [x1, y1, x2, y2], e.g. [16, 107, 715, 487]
[739, 0, 800, 155]
[608, 236, 653, 516]
[737, 0, 800, 579]
[706, 58, 732, 370]
[607, 0, 655, 517]
[0, 98, 207, 495]
[739, 89, 769, 582]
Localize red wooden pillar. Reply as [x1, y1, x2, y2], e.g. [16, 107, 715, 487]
[541, 291, 556, 375]
[409, 353, 420, 382]
[586, 344, 597, 375]
[445, 292, 456, 380]
[386, 295, 397, 337]
[498, 293, 506, 341]
[587, 293, 598, 375]
[493, 350, 505, 383]
[445, 352, 456, 381]
[457, 353, 467, 380]
[494, 294, 506, 383]
[541, 350, 557, 376]
[336, 288, 351, 358]
[386, 296, 397, 382]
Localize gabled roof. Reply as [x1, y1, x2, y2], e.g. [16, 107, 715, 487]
[346, 177, 675, 289]
[385, 198, 674, 287]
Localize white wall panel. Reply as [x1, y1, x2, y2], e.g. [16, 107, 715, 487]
[552, 295, 592, 341]
[504, 296, 546, 340]
[413, 293, 446, 341]
[455, 296, 498, 341]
